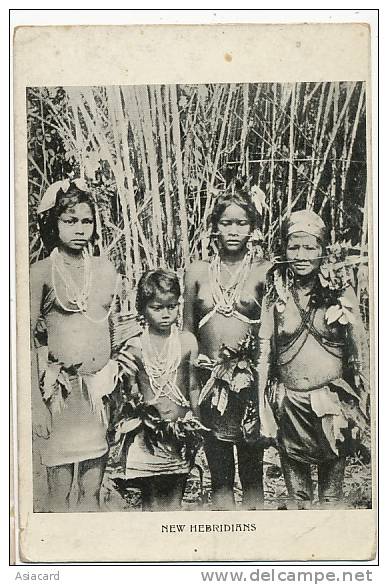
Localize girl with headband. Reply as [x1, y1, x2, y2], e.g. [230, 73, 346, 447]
[258, 210, 369, 509]
[30, 179, 120, 512]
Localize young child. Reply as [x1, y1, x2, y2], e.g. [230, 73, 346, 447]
[30, 179, 119, 512]
[115, 270, 203, 511]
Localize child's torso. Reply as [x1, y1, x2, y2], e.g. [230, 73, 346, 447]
[130, 333, 192, 422]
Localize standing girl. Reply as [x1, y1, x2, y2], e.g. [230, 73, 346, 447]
[115, 270, 204, 511]
[183, 186, 271, 510]
[30, 179, 119, 512]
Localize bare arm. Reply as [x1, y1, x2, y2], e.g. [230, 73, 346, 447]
[257, 294, 278, 438]
[183, 263, 199, 334]
[187, 333, 200, 418]
[343, 286, 370, 415]
[30, 261, 50, 437]
[257, 293, 275, 395]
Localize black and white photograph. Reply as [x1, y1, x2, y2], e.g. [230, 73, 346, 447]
[13, 22, 376, 563]
[27, 81, 371, 514]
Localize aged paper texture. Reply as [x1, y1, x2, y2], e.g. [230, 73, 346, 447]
[14, 23, 375, 562]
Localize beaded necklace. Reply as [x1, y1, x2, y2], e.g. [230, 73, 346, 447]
[209, 251, 252, 317]
[140, 324, 190, 408]
[198, 251, 260, 329]
[51, 247, 119, 324]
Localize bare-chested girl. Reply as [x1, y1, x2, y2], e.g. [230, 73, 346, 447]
[30, 180, 119, 512]
[116, 270, 203, 511]
[183, 187, 271, 510]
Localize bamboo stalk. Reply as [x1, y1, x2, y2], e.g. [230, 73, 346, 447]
[170, 84, 190, 263]
[156, 85, 174, 244]
[268, 83, 276, 247]
[308, 82, 357, 210]
[136, 85, 165, 266]
[164, 85, 176, 243]
[69, 87, 137, 282]
[287, 84, 296, 216]
[39, 90, 48, 187]
[308, 82, 326, 206]
[358, 189, 368, 300]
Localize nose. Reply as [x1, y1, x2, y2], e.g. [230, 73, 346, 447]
[161, 308, 170, 319]
[75, 223, 85, 235]
[294, 247, 305, 260]
[228, 223, 239, 235]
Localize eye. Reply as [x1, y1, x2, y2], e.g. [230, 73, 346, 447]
[219, 220, 231, 227]
[61, 218, 76, 224]
[82, 218, 94, 225]
[168, 304, 178, 310]
[237, 220, 249, 226]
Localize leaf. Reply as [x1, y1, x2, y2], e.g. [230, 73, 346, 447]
[339, 295, 354, 309]
[217, 387, 229, 416]
[231, 371, 253, 393]
[325, 304, 342, 325]
[318, 273, 329, 288]
[250, 185, 268, 215]
[117, 417, 141, 435]
[198, 374, 217, 405]
[338, 307, 355, 325]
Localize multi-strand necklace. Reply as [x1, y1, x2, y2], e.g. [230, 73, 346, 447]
[140, 324, 190, 408]
[209, 251, 252, 318]
[51, 247, 118, 323]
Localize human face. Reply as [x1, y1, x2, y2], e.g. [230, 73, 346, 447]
[57, 202, 94, 253]
[217, 203, 252, 254]
[144, 291, 179, 334]
[286, 233, 322, 277]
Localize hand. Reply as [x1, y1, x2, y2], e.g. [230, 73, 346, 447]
[32, 408, 51, 439]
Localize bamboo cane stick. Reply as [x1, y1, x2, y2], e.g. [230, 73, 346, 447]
[287, 84, 296, 216]
[308, 82, 357, 210]
[170, 84, 190, 263]
[155, 85, 174, 243]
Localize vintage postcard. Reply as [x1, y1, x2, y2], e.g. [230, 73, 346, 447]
[13, 23, 375, 562]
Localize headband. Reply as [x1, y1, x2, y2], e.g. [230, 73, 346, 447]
[286, 210, 326, 241]
[37, 178, 89, 214]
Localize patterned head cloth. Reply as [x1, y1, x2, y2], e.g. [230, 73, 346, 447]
[37, 178, 89, 214]
[286, 210, 327, 242]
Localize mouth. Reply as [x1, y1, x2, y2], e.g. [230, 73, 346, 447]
[71, 239, 87, 244]
[226, 240, 242, 245]
[292, 264, 313, 272]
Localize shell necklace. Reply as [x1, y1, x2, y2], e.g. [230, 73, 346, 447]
[140, 324, 190, 408]
[51, 247, 119, 323]
[209, 251, 252, 318]
[51, 247, 91, 312]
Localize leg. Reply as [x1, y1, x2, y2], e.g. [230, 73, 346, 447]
[154, 474, 188, 511]
[204, 434, 235, 510]
[280, 453, 313, 510]
[140, 477, 158, 512]
[318, 457, 346, 509]
[77, 453, 108, 512]
[46, 464, 75, 512]
[236, 443, 264, 510]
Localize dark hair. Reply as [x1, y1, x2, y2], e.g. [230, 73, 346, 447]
[136, 269, 181, 315]
[38, 185, 98, 252]
[208, 187, 260, 234]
